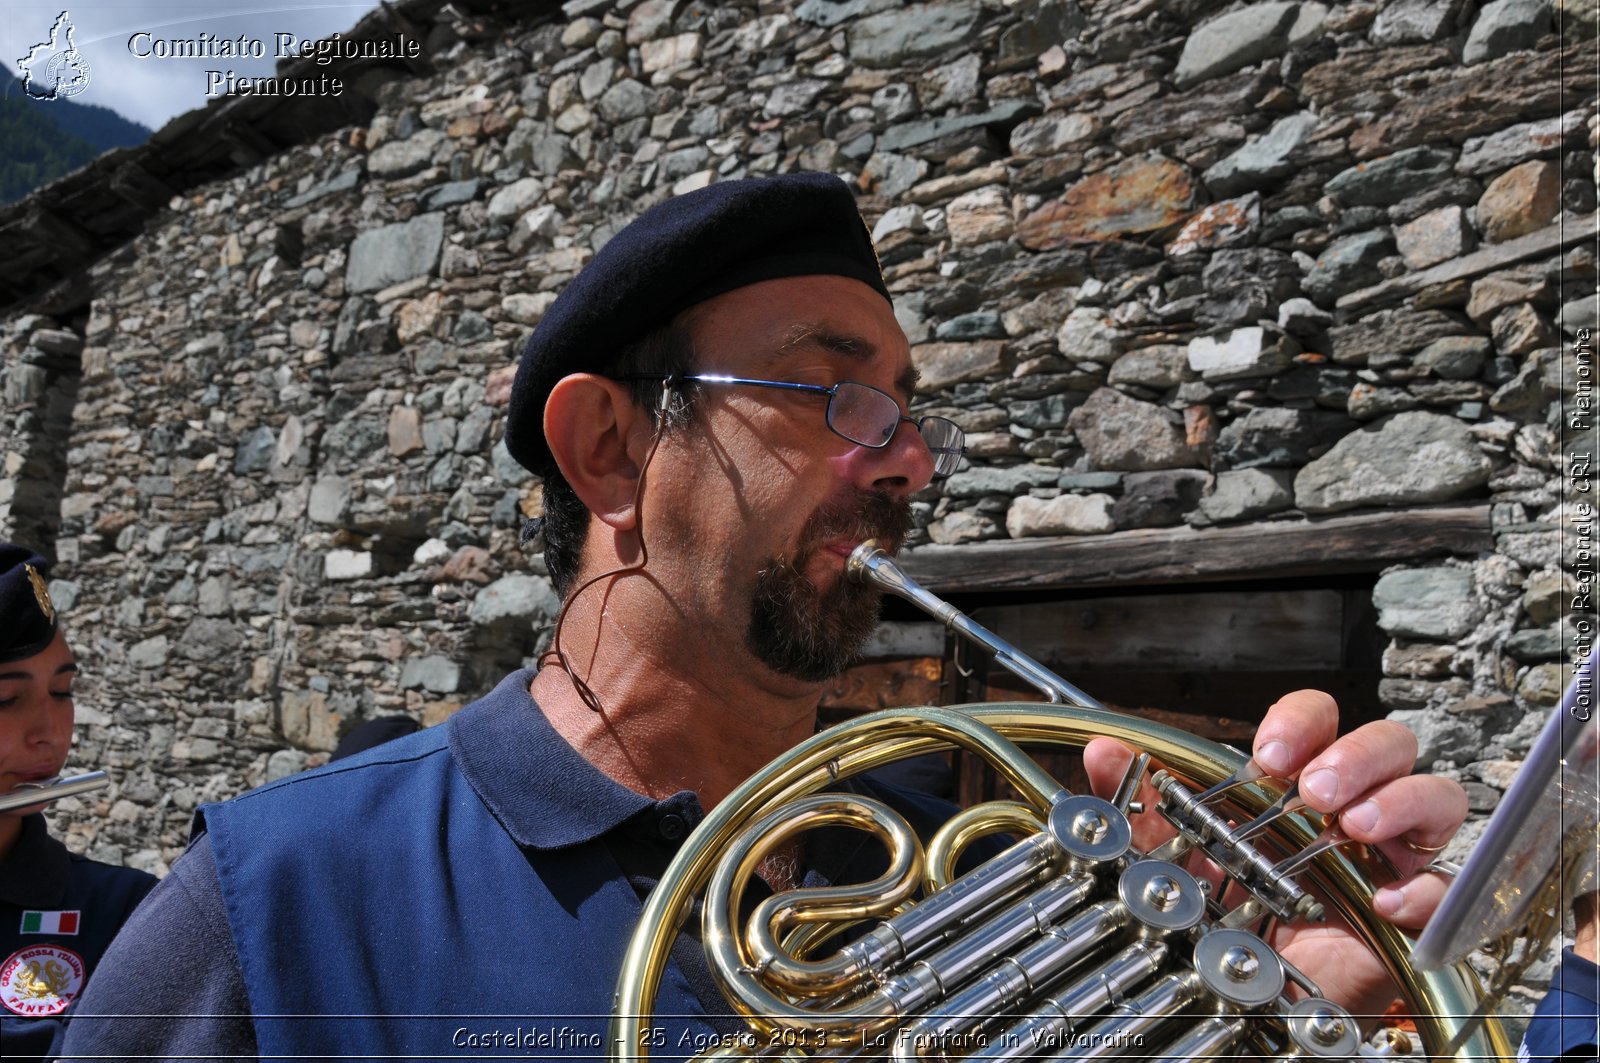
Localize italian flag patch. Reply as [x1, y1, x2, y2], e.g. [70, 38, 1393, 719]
[19, 911, 79, 935]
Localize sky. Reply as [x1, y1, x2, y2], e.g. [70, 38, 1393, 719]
[3, 1, 383, 132]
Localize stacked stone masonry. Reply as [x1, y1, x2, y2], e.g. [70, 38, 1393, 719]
[1, 0, 1597, 1020]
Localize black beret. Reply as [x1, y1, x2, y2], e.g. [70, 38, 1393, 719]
[0, 543, 58, 663]
[504, 172, 890, 477]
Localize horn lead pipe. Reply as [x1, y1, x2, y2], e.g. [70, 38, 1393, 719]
[847, 541, 1102, 710]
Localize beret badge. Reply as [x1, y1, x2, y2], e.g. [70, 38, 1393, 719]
[25, 563, 55, 625]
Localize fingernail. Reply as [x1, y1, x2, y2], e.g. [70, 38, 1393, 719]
[1301, 768, 1339, 807]
[1344, 799, 1380, 834]
[1374, 884, 1405, 917]
[1256, 740, 1290, 775]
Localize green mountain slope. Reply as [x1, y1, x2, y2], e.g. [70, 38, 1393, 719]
[0, 71, 152, 204]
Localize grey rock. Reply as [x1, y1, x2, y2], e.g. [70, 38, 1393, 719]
[848, 1, 982, 68]
[1303, 230, 1392, 306]
[368, 130, 445, 178]
[1198, 248, 1299, 327]
[4, 364, 47, 404]
[1326, 148, 1457, 207]
[487, 177, 545, 222]
[1464, 0, 1553, 64]
[1373, 567, 1482, 639]
[284, 168, 361, 208]
[1006, 493, 1115, 537]
[1215, 407, 1353, 468]
[424, 179, 481, 211]
[1068, 388, 1201, 471]
[1394, 205, 1474, 270]
[1457, 111, 1586, 175]
[308, 473, 353, 525]
[1506, 626, 1563, 661]
[1197, 467, 1295, 522]
[872, 83, 919, 124]
[1490, 347, 1562, 416]
[266, 749, 309, 782]
[30, 328, 82, 356]
[942, 463, 1062, 499]
[1174, 2, 1327, 89]
[918, 54, 981, 111]
[468, 574, 561, 627]
[1010, 112, 1098, 158]
[796, 0, 899, 25]
[998, 0, 1087, 64]
[927, 510, 1004, 544]
[879, 99, 1038, 152]
[1203, 112, 1318, 197]
[1387, 707, 1483, 769]
[936, 312, 1005, 341]
[346, 213, 445, 294]
[598, 80, 654, 123]
[864, 151, 928, 198]
[1328, 308, 1472, 367]
[1057, 307, 1125, 363]
[913, 341, 1006, 391]
[1295, 411, 1493, 513]
[1561, 292, 1599, 335]
[1108, 345, 1192, 389]
[1277, 298, 1333, 339]
[128, 635, 169, 670]
[1416, 336, 1491, 379]
[400, 655, 462, 693]
[1372, 0, 1470, 41]
[176, 618, 244, 661]
[233, 426, 276, 475]
[1187, 326, 1298, 382]
[1010, 393, 1074, 429]
[1112, 470, 1212, 529]
[1058, 472, 1124, 491]
[766, 79, 829, 117]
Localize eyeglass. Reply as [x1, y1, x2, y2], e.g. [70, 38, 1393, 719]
[619, 373, 966, 479]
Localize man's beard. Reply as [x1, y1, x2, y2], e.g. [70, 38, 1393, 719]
[745, 491, 913, 683]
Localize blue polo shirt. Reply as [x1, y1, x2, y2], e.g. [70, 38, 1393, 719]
[62, 670, 958, 1059]
[1522, 950, 1600, 1062]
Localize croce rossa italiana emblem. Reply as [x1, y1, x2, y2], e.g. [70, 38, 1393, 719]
[1, 945, 86, 1016]
[17, 11, 91, 101]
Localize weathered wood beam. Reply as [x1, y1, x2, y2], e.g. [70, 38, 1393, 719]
[1338, 212, 1599, 314]
[900, 505, 1492, 594]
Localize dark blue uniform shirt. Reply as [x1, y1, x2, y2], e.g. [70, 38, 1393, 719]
[1, 813, 155, 1062]
[1522, 950, 1600, 1062]
[62, 670, 959, 1060]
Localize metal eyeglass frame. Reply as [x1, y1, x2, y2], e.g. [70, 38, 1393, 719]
[617, 373, 966, 478]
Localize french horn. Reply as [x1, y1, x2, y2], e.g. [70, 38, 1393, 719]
[609, 542, 1511, 1061]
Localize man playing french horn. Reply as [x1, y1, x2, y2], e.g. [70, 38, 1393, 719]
[65, 174, 1470, 1059]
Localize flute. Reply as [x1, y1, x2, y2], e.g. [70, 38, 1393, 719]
[0, 770, 109, 813]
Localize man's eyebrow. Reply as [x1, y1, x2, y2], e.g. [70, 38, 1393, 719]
[779, 325, 922, 399]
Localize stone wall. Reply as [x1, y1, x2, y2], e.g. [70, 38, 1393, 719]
[1, 0, 1597, 1011]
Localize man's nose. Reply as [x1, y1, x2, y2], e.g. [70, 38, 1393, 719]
[854, 418, 936, 497]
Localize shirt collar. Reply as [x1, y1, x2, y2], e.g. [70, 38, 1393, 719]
[0, 813, 70, 906]
[448, 669, 703, 850]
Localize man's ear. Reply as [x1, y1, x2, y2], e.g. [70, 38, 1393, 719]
[543, 374, 655, 530]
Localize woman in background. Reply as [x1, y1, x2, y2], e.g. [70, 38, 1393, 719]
[0, 543, 155, 1061]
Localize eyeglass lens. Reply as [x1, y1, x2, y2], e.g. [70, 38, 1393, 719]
[826, 382, 964, 478]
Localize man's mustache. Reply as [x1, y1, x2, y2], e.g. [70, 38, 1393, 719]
[798, 490, 912, 558]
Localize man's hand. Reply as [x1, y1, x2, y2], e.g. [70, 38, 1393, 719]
[1083, 689, 1468, 1020]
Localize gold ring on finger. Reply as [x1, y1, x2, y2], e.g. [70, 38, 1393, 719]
[1400, 837, 1448, 855]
